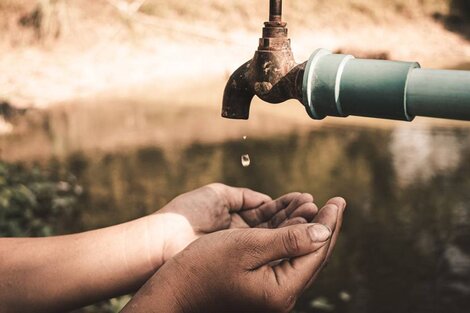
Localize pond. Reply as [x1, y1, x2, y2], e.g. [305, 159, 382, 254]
[1, 97, 470, 313]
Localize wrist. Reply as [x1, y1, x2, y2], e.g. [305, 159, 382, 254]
[121, 259, 192, 313]
[145, 212, 195, 269]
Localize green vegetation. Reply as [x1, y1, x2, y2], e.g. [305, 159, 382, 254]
[0, 161, 81, 237]
[0, 161, 130, 312]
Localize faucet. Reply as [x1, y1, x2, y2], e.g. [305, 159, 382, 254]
[222, 0, 470, 122]
[222, 0, 305, 119]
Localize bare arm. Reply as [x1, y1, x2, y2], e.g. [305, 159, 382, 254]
[122, 197, 346, 313]
[0, 183, 318, 313]
[0, 214, 170, 313]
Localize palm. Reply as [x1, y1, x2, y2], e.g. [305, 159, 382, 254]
[158, 184, 318, 261]
[229, 193, 318, 229]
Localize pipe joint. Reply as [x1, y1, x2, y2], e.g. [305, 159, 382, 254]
[303, 49, 420, 121]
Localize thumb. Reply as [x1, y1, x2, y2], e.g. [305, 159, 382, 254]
[246, 223, 331, 268]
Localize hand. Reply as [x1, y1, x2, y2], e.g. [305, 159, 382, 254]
[153, 183, 319, 263]
[122, 197, 346, 313]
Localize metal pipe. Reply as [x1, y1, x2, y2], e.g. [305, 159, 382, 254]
[302, 49, 470, 121]
[270, 0, 282, 22]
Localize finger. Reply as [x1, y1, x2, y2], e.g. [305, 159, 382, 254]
[287, 202, 318, 223]
[245, 223, 332, 269]
[237, 192, 300, 227]
[230, 193, 314, 229]
[316, 197, 346, 262]
[278, 217, 308, 227]
[269, 203, 340, 294]
[240, 192, 314, 227]
[303, 198, 346, 289]
[268, 194, 316, 228]
[260, 202, 318, 229]
[283, 193, 314, 217]
[208, 183, 272, 212]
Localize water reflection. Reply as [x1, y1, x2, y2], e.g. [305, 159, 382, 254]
[5, 124, 470, 312]
[390, 126, 465, 187]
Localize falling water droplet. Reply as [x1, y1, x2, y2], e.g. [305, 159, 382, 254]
[241, 154, 251, 167]
[339, 291, 351, 302]
[243, 136, 247, 140]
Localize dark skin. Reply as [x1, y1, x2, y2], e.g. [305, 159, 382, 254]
[0, 183, 321, 313]
[157, 183, 319, 262]
[122, 197, 346, 313]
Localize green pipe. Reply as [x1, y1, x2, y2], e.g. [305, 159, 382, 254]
[407, 69, 470, 120]
[302, 49, 470, 121]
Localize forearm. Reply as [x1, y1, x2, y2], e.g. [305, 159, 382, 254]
[0, 214, 170, 313]
[121, 260, 188, 313]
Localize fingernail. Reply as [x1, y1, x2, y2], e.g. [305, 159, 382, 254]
[308, 224, 331, 242]
[336, 197, 347, 210]
[329, 204, 339, 211]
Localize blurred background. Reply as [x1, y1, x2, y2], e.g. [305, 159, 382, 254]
[1, 0, 469, 312]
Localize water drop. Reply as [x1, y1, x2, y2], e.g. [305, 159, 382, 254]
[339, 291, 351, 302]
[241, 154, 251, 167]
[243, 136, 247, 140]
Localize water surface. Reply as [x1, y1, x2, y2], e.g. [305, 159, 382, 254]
[9, 123, 469, 313]
[1, 91, 470, 312]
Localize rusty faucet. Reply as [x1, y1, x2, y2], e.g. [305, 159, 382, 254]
[222, 0, 470, 122]
[222, 0, 305, 119]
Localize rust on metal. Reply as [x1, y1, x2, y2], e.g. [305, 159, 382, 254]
[222, 0, 305, 119]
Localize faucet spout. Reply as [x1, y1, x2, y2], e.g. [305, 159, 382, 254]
[222, 61, 254, 119]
